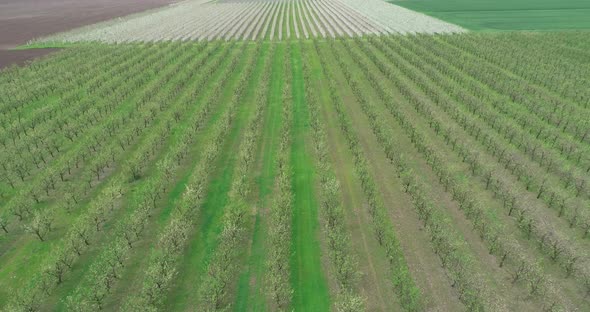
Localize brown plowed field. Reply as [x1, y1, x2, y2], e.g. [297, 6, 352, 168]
[0, 0, 180, 68]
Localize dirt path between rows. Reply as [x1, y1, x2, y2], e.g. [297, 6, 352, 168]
[0, 0, 180, 68]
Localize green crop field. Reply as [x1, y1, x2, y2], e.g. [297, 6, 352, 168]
[389, 0, 590, 31]
[1, 0, 590, 311]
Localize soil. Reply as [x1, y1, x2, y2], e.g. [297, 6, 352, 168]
[0, 0, 180, 68]
[0, 48, 60, 68]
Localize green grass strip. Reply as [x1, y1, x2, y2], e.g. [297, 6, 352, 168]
[165, 43, 266, 310]
[234, 42, 285, 312]
[289, 40, 330, 311]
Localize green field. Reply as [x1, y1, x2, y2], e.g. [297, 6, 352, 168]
[389, 0, 590, 31]
[1, 28, 590, 311]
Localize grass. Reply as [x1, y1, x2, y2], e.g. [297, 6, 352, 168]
[389, 0, 590, 31]
[233, 43, 284, 312]
[289, 41, 330, 311]
[96, 43, 237, 310]
[0, 43, 185, 305]
[339, 38, 531, 309]
[164, 43, 267, 310]
[15, 42, 91, 50]
[1, 33, 589, 311]
[51, 43, 227, 310]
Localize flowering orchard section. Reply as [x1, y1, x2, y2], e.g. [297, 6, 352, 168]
[37, 0, 464, 44]
[0, 31, 588, 312]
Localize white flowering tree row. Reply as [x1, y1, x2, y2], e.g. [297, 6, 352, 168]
[37, 0, 464, 44]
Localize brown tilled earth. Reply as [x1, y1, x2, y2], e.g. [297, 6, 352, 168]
[0, 0, 180, 69]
